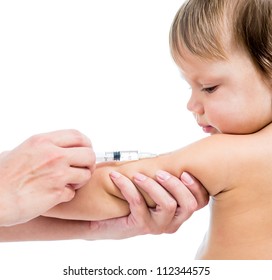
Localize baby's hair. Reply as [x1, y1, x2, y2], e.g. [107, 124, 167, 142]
[170, 0, 272, 80]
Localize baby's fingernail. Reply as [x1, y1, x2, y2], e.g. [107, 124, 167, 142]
[109, 171, 121, 179]
[156, 170, 171, 181]
[181, 172, 194, 185]
[133, 173, 147, 182]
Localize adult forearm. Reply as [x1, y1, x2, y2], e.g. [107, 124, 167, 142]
[0, 216, 90, 242]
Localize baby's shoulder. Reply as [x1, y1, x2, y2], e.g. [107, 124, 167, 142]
[185, 126, 272, 196]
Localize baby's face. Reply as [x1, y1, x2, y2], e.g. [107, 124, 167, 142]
[176, 48, 272, 135]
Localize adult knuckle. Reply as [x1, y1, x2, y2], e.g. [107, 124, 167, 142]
[165, 226, 178, 234]
[52, 187, 65, 201]
[64, 190, 76, 202]
[186, 197, 198, 213]
[158, 224, 170, 234]
[144, 223, 158, 234]
[68, 128, 81, 136]
[45, 150, 65, 165]
[82, 169, 92, 181]
[59, 188, 75, 203]
[131, 194, 145, 208]
[132, 215, 151, 234]
[156, 228, 165, 235]
[28, 133, 47, 146]
[48, 171, 66, 187]
[87, 149, 96, 166]
[69, 129, 86, 143]
[162, 198, 177, 213]
[138, 220, 151, 233]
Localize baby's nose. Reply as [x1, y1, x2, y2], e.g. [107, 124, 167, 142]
[187, 95, 204, 115]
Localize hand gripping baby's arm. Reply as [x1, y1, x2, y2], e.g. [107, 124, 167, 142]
[44, 128, 269, 221]
[44, 159, 168, 221]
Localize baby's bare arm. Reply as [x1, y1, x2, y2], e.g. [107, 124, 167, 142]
[44, 158, 171, 221]
[44, 133, 242, 221]
[44, 123, 272, 221]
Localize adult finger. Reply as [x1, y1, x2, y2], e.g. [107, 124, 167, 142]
[133, 173, 177, 230]
[59, 185, 76, 203]
[109, 171, 151, 224]
[43, 129, 93, 148]
[180, 172, 209, 210]
[65, 167, 92, 188]
[155, 170, 198, 213]
[64, 147, 96, 170]
[155, 170, 198, 232]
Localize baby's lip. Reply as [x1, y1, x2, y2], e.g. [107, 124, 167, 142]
[198, 123, 216, 134]
[197, 122, 209, 128]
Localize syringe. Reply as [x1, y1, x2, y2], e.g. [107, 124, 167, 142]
[96, 150, 157, 162]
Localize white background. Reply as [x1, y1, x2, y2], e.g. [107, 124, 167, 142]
[1, 1, 266, 279]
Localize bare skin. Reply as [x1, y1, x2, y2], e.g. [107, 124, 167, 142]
[44, 123, 272, 259]
[0, 171, 207, 242]
[0, 130, 95, 226]
[43, 19, 272, 259]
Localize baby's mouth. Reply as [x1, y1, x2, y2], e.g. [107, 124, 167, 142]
[198, 123, 217, 134]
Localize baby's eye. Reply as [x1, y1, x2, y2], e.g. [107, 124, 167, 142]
[201, 86, 218, 94]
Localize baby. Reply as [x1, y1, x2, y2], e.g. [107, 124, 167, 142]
[45, 0, 272, 259]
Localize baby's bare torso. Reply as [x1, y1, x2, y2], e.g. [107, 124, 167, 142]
[196, 184, 272, 259]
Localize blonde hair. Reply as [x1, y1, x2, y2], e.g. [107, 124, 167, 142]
[170, 0, 272, 79]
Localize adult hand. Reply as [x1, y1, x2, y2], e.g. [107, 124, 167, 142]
[0, 130, 95, 226]
[86, 170, 209, 239]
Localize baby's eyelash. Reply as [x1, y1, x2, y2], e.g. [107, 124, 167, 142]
[201, 86, 218, 94]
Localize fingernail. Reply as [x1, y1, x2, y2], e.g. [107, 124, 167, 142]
[156, 170, 171, 181]
[109, 171, 121, 179]
[133, 173, 147, 182]
[180, 172, 194, 185]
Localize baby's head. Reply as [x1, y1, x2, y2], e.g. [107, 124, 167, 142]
[169, 0, 272, 135]
[170, 0, 272, 80]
